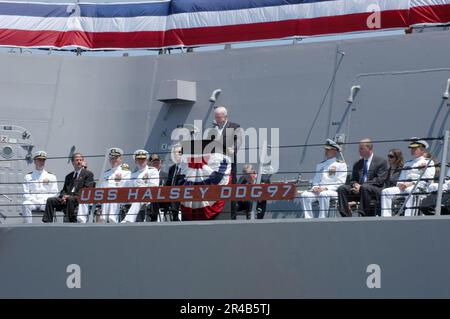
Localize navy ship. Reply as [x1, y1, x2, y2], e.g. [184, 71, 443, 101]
[0, 0, 450, 298]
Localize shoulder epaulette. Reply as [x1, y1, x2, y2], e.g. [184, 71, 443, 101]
[47, 171, 54, 174]
[336, 160, 345, 163]
[320, 159, 326, 163]
[27, 171, 32, 175]
[105, 168, 111, 173]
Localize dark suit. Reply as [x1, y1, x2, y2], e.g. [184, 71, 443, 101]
[237, 174, 271, 219]
[419, 191, 450, 215]
[158, 170, 168, 186]
[337, 155, 388, 216]
[154, 170, 168, 220]
[162, 164, 184, 221]
[166, 164, 183, 187]
[215, 121, 241, 155]
[43, 169, 94, 223]
[142, 169, 169, 222]
[384, 167, 402, 188]
[211, 121, 242, 219]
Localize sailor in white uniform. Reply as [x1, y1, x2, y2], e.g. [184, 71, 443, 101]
[381, 138, 435, 217]
[300, 139, 347, 218]
[121, 149, 159, 223]
[427, 167, 450, 193]
[21, 151, 58, 223]
[98, 148, 131, 223]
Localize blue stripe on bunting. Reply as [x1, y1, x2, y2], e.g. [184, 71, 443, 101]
[0, 1, 170, 18]
[170, 0, 336, 14]
[180, 158, 230, 186]
[79, 2, 170, 18]
[0, 0, 334, 18]
[0, 2, 69, 17]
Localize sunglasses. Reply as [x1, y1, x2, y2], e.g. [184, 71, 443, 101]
[387, 154, 395, 159]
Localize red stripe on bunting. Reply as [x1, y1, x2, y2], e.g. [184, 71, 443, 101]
[1, 4, 449, 50]
[0, 29, 165, 48]
[164, 9, 409, 47]
[410, 3, 450, 25]
[0, 9, 410, 49]
[187, 155, 210, 169]
[181, 201, 226, 220]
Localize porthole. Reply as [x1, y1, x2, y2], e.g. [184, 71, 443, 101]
[1, 145, 14, 159]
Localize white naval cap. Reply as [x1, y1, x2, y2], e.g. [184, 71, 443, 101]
[33, 151, 47, 160]
[408, 137, 429, 149]
[133, 149, 149, 160]
[324, 139, 341, 152]
[108, 147, 124, 158]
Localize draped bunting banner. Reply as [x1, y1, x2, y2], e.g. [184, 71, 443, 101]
[178, 152, 231, 220]
[0, 0, 448, 49]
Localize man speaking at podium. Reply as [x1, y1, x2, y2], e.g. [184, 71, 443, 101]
[209, 106, 242, 219]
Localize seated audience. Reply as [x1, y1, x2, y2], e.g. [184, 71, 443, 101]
[337, 139, 388, 217]
[43, 153, 94, 223]
[381, 138, 435, 217]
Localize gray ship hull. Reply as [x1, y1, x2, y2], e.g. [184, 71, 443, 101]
[0, 26, 449, 298]
[1, 216, 450, 298]
[1, 29, 450, 220]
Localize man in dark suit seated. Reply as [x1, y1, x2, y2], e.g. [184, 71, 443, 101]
[43, 153, 95, 223]
[236, 164, 271, 219]
[237, 164, 257, 219]
[420, 167, 450, 215]
[419, 191, 450, 215]
[164, 144, 184, 221]
[147, 153, 169, 222]
[337, 139, 388, 217]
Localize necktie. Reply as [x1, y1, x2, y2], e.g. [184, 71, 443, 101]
[172, 165, 179, 186]
[361, 160, 368, 183]
[71, 171, 79, 193]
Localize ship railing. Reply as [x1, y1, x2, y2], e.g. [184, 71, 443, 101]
[0, 133, 449, 223]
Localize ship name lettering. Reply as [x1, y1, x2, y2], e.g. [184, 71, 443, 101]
[169, 187, 180, 199]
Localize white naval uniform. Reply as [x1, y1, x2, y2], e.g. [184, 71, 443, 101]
[97, 166, 131, 223]
[21, 169, 58, 223]
[427, 168, 450, 193]
[122, 166, 159, 223]
[381, 156, 435, 217]
[300, 158, 347, 218]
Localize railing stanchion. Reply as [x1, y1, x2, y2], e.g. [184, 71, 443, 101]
[250, 141, 267, 220]
[436, 130, 449, 216]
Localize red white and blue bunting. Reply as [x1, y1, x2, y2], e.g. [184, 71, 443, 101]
[0, 0, 449, 49]
[179, 152, 231, 220]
